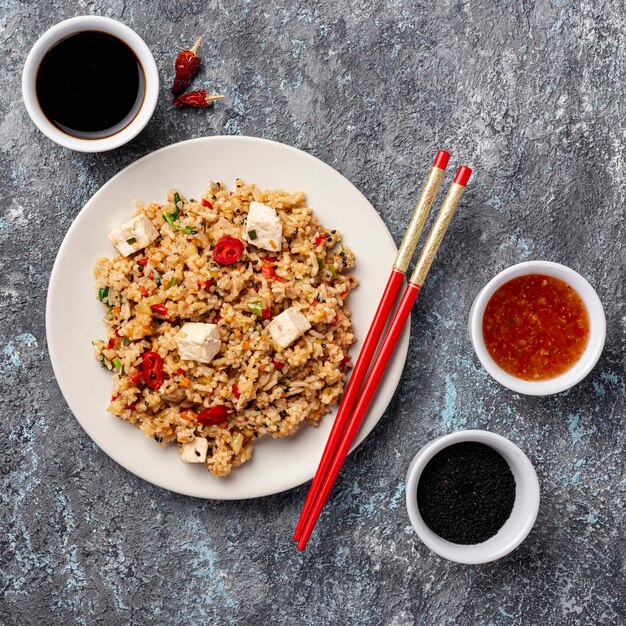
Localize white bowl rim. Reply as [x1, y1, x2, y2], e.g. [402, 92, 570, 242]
[468, 260, 606, 396]
[405, 430, 540, 564]
[22, 16, 159, 153]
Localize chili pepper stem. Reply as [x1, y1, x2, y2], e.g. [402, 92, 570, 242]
[206, 94, 225, 103]
[190, 36, 202, 55]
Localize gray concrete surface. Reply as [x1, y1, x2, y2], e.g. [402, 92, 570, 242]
[1, 1, 625, 624]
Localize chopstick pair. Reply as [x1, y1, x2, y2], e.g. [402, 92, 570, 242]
[293, 151, 472, 551]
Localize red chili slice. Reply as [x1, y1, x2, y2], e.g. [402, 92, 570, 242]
[261, 264, 276, 279]
[129, 371, 143, 384]
[261, 262, 284, 282]
[107, 337, 115, 349]
[212, 236, 244, 265]
[201, 199, 213, 209]
[314, 234, 326, 246]
[262, 308, 272, 319]
[197, 405, 228, 426]
[138, 258, 148, 266]
[197, 279, 213, 290]
[232, 385, 240, 399]
[142, 351, 163, 390]
[339, 355, 350, 370]
[273, 361, 285, 369]
[151, 304, 168, 316]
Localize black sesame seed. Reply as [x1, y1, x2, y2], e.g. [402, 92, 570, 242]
[252, 260, 259, 265]
[331, 230, 336, 234]
[321, 343, 326, 348]
[417, 442, 516, 545]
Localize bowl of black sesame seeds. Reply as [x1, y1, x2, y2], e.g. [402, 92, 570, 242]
[405, 430, 540, 564]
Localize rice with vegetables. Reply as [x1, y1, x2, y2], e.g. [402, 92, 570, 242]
[93, 180, 357, 477]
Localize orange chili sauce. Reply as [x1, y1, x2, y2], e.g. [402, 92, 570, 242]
[482, 274, 589, 381]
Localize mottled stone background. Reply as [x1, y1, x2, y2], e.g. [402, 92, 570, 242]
[1, 0, 625, 624]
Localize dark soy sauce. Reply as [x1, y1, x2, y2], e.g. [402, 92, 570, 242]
[36, 31, 145, 139]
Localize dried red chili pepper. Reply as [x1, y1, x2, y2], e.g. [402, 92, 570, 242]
[197, 405, 228, 426]
[142, 352, 163, 390]
[171, 37, 202, 95]
[262, 308, 272, 319]
[272, 361, 285, 369]
[173, 90, 224, 109]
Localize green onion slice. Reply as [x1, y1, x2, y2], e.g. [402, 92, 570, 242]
[98, 286, 109, 301]
[112, 357, 122, 369]
[162, 211, 193, 233]
[247, 301, 263, 316]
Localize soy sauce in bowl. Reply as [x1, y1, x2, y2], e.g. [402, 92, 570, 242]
[36, 31, 145, 139]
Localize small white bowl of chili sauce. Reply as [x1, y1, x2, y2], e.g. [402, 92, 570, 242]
[469, 261, 605, 396]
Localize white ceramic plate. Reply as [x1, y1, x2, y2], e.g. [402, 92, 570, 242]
[47, 136, 410, 499]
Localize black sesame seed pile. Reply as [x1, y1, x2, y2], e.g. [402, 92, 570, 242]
[416, 442, 516, 544]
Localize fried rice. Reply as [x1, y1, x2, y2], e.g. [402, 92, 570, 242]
[92, 180, 357, 477]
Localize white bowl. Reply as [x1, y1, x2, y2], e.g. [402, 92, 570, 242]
[405, 430, 540, 564]
[469, 260, 606, 396]
[22, 16, 159, 152]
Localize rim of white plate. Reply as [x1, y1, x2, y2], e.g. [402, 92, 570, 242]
[46, 135, 411, 499]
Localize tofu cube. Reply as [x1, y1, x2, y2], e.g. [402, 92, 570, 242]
[267, 307, 311, 349]
[175, 322, 221, 363]
[242, 202, 283, 252]
[108, 214, 160, 257]
[180, 437, 209, 463]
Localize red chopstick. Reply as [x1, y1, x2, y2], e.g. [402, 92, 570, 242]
[296, 165, 472, 551]
[293, 150, 450, 543]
